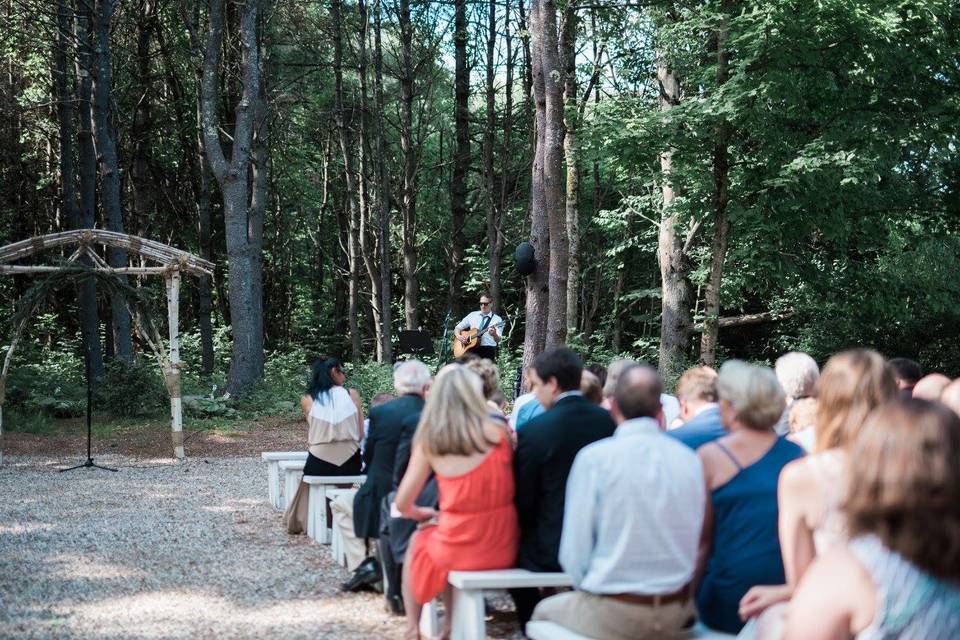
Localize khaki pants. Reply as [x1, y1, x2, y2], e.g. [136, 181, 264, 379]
[532, 590, 695, 640]
[330, 488, 368, 572]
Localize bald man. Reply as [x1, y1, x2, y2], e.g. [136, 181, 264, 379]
[913, 373, 951, 400]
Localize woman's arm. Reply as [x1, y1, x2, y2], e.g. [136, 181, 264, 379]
[784, 548, 872, 640]
[349, 388, 364, 440]
[694, 448, 714, 588]
[300, 394, 313, 420]
[779, 459, 817, 587]
[395, 443, 438, 522]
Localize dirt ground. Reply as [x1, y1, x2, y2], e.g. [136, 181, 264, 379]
[4, 415, 307, 460]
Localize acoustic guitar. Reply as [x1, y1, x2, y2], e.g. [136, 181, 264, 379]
[453, 320, 505, 358]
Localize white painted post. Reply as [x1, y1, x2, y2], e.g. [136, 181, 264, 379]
[165, 270, 184, 460]
[452, 588, 486, 640]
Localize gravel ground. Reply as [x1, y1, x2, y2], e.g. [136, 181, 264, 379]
[0, 455, 521, 640]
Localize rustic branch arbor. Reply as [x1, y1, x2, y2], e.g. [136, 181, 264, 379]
[0, 229, 214, 463]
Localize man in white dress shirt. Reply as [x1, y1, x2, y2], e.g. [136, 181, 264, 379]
[531, 364, 706, 640]
[454, 292, 503, 361]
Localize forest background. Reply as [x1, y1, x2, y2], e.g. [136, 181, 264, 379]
[0, 0, 958, 433]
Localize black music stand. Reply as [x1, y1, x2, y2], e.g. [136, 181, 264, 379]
[61, 344, 117, 473]
[397, 330, 434, 357]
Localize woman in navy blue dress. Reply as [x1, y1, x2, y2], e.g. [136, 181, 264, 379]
[695, 360, 805, 634]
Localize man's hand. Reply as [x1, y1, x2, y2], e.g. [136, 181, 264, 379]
[488, 326, 498, 340]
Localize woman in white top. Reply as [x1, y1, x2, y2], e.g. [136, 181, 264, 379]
[786, 399, 960, 639]
[284, 357, 363, 534]
[739, 350, 897, 631]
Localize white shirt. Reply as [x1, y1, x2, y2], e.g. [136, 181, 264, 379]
[660, 393, 681, 428]
[559, 417, 706, 595]
[456, 310, 503, 347]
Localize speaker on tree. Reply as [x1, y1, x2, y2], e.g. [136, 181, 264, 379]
[515, 241, 536, 276]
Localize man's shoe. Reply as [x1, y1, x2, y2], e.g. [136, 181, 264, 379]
[341, 557, 382, 592]
[385, 594, 405, 616]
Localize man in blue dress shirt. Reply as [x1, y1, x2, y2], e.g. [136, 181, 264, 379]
[669, 366, 725, 450]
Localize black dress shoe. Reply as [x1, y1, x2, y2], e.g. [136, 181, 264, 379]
[385, 594, 405, 616]
[341, 557, 382, 592]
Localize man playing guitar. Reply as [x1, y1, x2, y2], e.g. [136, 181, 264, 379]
[454, 293, 503, 361]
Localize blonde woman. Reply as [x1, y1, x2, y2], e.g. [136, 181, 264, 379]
[739, 350, 897, 630]
[786, 399, 960, 639]
[695, 360, 805, 634]
[395, 365, 519, 639]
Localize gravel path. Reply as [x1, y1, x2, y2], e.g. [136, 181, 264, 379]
[0, 455, 433, 639]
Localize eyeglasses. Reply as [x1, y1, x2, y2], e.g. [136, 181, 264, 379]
[479, 301, 491, 306]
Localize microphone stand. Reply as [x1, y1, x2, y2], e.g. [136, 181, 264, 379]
[436, 308, 453, 373]
[61, 342, 117, 473]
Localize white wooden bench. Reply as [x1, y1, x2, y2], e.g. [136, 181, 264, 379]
[261, 451, 307, 510]
[278, 459, 306, 514]
[526, 620, 736, 639]
[325, 487, 353, 567]
[302, 474, 365, 544]
[442, 569, 573, 640]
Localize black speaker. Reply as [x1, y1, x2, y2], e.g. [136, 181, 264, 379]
[397, 330, 434, 356]
[515, 241, 536, 276]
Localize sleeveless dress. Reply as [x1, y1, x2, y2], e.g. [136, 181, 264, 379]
[408, 434, 520, 604]
[850, 535, 960, 639]
[696, 437, 805, 634]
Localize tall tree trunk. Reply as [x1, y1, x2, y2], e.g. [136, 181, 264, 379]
[373, 0, 392, 361]
[448, 0, 469, 320]
[537, 0, 567, 349]
[398, 0, 419, 330]
[92, 0, 132, 361]
[74, 0, 104, 377]
[356, 0, 384, 361]
[201, 0, 265, 396]
[522, 0, 549, 370]
[518, 0, 534, 156]
[656, 32, 693, 381]
[700, 7, 732, 367]
[131, 0, 155, 237]
[484, 0, 504, 308]
[330, 0, 362, 363]
[561, 1, 579, 334]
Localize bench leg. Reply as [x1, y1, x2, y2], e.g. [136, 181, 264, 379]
[451, 588, 485, 640]
[268, 462, 282, 509]
[420, 599, 440, 638]
[283, 470, 300, 513]
[316, 484, 330, 544]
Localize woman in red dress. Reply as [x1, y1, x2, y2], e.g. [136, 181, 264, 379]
[395, 364, 519, 639]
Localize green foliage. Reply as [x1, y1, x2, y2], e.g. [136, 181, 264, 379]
[96, 359, 168, 418]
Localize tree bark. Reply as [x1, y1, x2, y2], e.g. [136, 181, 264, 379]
[74, 0, 104, 378]
[656, 26, 693, 381]
[92, 0, 132, 361]
[522, 0, 549, 370]
[330, 0, 362, 363]
[537, 0, 567, 349]
[131, 0, 155, 237]
[561, 1, 579, 334]
[201, 0, 265, 396]
[448, 0, 469, 320]
[700, 6, 732, 368]
[484, 0, 504, 309]
[398, 0, 419, 330]
[373, 0, 392, 362]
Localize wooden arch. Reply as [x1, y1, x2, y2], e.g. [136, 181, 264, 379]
[0, 229, 214, 463]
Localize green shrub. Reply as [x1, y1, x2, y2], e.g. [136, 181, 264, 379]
[96, 359, 167, 417]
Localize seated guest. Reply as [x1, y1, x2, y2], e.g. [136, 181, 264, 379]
[739, 350, 897, 629]
[361, 392, 395, 462]
[785, 397, 818, 451]
[585, 362, 608, 390]
[603, 358, 680, 426]
[695, 360, 804, 634]
[580, 369, 603, 404]
[913, 372, 951, 400]
[773, 352, 819, 435]
[464, 357, 505, 416]
[512, 347, 617, 626]
[512, 366, 545, 430]
[786, 399, 960, 639]
[532, 364, 705, 639]
[397, 365, 518, 639]
[284, 357, 364, 534]
[669, 366, 722, 449]
[888, 356, 922, 398]
[337, 360, 430, 592]
[941, 378, 960, 417]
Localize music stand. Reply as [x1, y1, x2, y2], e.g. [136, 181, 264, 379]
[397, 330, 434, 356]
[61, 344, 117, 473]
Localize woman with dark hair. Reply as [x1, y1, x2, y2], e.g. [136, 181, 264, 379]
[283, 356, 364, 533]
[786, 399, 960, 639]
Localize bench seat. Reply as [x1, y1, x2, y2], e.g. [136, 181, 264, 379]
[261, 451, 307, 510]
[302, 474, 365, 544]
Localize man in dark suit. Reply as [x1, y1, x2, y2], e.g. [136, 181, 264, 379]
[511, 347, 617, 626]
[343, 360, 431, 592]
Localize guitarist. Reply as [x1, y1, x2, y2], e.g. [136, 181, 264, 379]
[454, 292, 503, 361]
